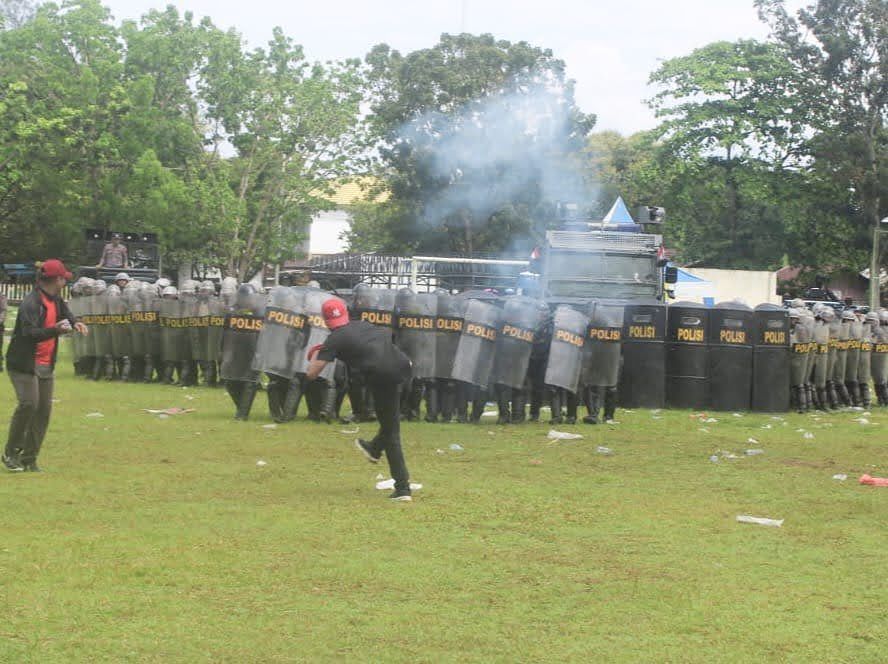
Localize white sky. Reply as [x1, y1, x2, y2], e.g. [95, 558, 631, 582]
[103, 0, 806, 135]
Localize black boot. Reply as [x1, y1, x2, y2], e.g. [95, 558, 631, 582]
[103, 355, 115, 380]
[455, 382, 469, 423]
[225, 380, 243, 410]
[793, 385, 805, 414]
[806, 385, 817, 411]
[143, 355, 154, 382]
[321, 382, 337, 423]
[846, 381, 861, 407]
[583, 386, 600, 424]
[860, 383, 872, 409]
[826, 381, 840, 410]
[816, 387, 829, 412]
[424, 381, 439, 423]
[267, 377, 285, 422]
[281, 378, 304, 421]
[603, 386, 618, 422]
[549, 388, 563, 424]
[837, 381, 852, 407]
[496, 386, 511, 424]
[440, 381, 455, 422]
[565, 392, 578, 425]
[119, 356, 131, 382]
[511, 390, 526, 424]
[236, 381, 259, 420]
[180, 361, 196, 387]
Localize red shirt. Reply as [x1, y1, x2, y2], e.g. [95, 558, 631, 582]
[35, 291, 58, 366]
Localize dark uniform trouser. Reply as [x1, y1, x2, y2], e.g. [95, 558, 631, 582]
[6, 369, 54, 465]
[368, 380, 410, 493]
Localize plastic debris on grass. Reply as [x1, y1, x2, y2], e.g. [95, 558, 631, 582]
[262, 424, 277, 430]
[375, 478, 423, 491]
[832, 474, 848, 481]
[142, 407, 195, 416]
[803, 432, 815, 440]
[745, 449, 765, 456]
[853, 418, 870, 425]
[339, 428, 359, 435]
[736, 515, 783, 527]
[449, 443, 464, 451]
[256, 460, 268, 467]
[547, 430, 583, 441]
[732, 412, 744, 418]
[85, 412, 104, 418]
[596, 446, 614, 455]
[859, 474, 888, 487]
[747, 437, 759, 444]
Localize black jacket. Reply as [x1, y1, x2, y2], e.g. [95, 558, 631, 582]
[5, 288, 76, 374]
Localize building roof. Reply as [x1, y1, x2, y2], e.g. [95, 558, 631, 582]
[315, 177, 390, 206]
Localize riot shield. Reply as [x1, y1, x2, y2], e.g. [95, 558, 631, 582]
[79, 294, 98, 359]
[67, 295, 85, 363]
[708, 302, 753, 411]
[395, 290, 437, 380]
[813, 321, 830, 388]
[220, 293, 266, 382]
[790, 317, 813, 386]
[160, 299, 190, 363]
[619, 300, 666, 408]
[206, 296, 226, 363]
[294, 288, 336, 382]
[544, 305, 589, 394]
[352, 284, 397, 331]
[827, 319, 841, 384]
[108, 292, 132, 358]
[834, 320, 850, 385]
[125, 288, 146, 358]
[188, 297, 212, 363]
[451, 299, 502, 388]
[142, 292, 162, 359]
[751, 304, 790, 412]
[252, 287, 309, 379]
[582, 300, 625, 388]
[490, 296, 547, 389]
[801, 315, 816, 386]
[665, 301, 709, 409]
[434, 293, 467, 380]
[845, 320, 862, 383]
[872, 326, 888, 387]
[91, 293, 113, 358]
[858, 325, 873, 386]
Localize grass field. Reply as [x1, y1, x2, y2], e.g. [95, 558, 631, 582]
[1, 344, 887, 662]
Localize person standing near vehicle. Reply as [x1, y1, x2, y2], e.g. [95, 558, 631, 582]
[96, 233, 129, 270]
[306, 298, 414, 502]
[4, 260, 88, 472]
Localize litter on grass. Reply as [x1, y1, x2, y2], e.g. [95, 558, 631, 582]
[761, 424, 773, 430]
[142, 407, 195, 416]
[449, 443, 464, 451]
[256, 460, 268, 467]
[747, 438, 759, 444]
[481, 411, 497, 418]
[375, 478, 423, 491]
[832, 474, 848, 481]
[745, 449, 765, 456]
[262, 424, 277, 430]
[547, 430, 583, 441]
[736, 515, 783, 527]
[596, 446, 614, 455]
[339, 428, 359, 434]
[803, 432, 815, 440]
[859, 474, 888, 487]
[85, 412, 105, 418]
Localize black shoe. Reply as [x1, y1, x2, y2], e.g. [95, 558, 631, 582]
[23, 462, 41, 473]
[389, 490, 412, 502]
[3, 454, 24, 472]
[354, 439, 380, 464]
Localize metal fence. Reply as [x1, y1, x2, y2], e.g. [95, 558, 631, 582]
[1, 282, 70, 304]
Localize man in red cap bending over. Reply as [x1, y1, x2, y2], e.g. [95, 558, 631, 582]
[306, 297, 414, 501]
[4, 260, 88, 472]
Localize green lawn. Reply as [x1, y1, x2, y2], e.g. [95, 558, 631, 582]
[1, 345, 886, 662]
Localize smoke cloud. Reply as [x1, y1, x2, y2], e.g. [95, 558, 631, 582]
[398, 78, 595, 231]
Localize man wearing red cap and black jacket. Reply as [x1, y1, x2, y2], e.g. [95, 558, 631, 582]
[306, 297, 414, 501]
[4, 260, 88, 472]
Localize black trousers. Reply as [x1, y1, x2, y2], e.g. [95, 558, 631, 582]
[367, 381, 410, 493]
[6, 370, 54, 465]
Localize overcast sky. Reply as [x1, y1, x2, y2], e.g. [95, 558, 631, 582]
[102, 0, 806, 135]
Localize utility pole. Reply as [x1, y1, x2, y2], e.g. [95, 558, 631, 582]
[871, 217, 888, 309]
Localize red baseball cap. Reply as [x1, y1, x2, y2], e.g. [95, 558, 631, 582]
[322, 298, 349, 329]
[39, 259, 72, 280]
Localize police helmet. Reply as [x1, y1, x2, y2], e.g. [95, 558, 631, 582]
[93, 279, 108, 294]
[199, 280, 215, 294]
[787, 307, 801, 319]
[841, 308, 856, 321]
[114, 272, 130, 283]
[155, 278, 171, 290]
[819, 307, 835, 322]
[865, 311, 879, 325]
[162, 286, 178, 298]
[107, 284, 121, 296]
[789, 298, 806, 309]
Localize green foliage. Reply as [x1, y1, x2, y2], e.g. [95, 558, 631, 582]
[357, 34, 594, 256]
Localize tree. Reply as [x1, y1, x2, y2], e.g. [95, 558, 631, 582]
[356, 33, 595, 256]
[0, 0, 36, 30]
[756, 0, 887, 301]
[200, 27, 368, 279]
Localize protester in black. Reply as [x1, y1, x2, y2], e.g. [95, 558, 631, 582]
[306, 297, 413, 501]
